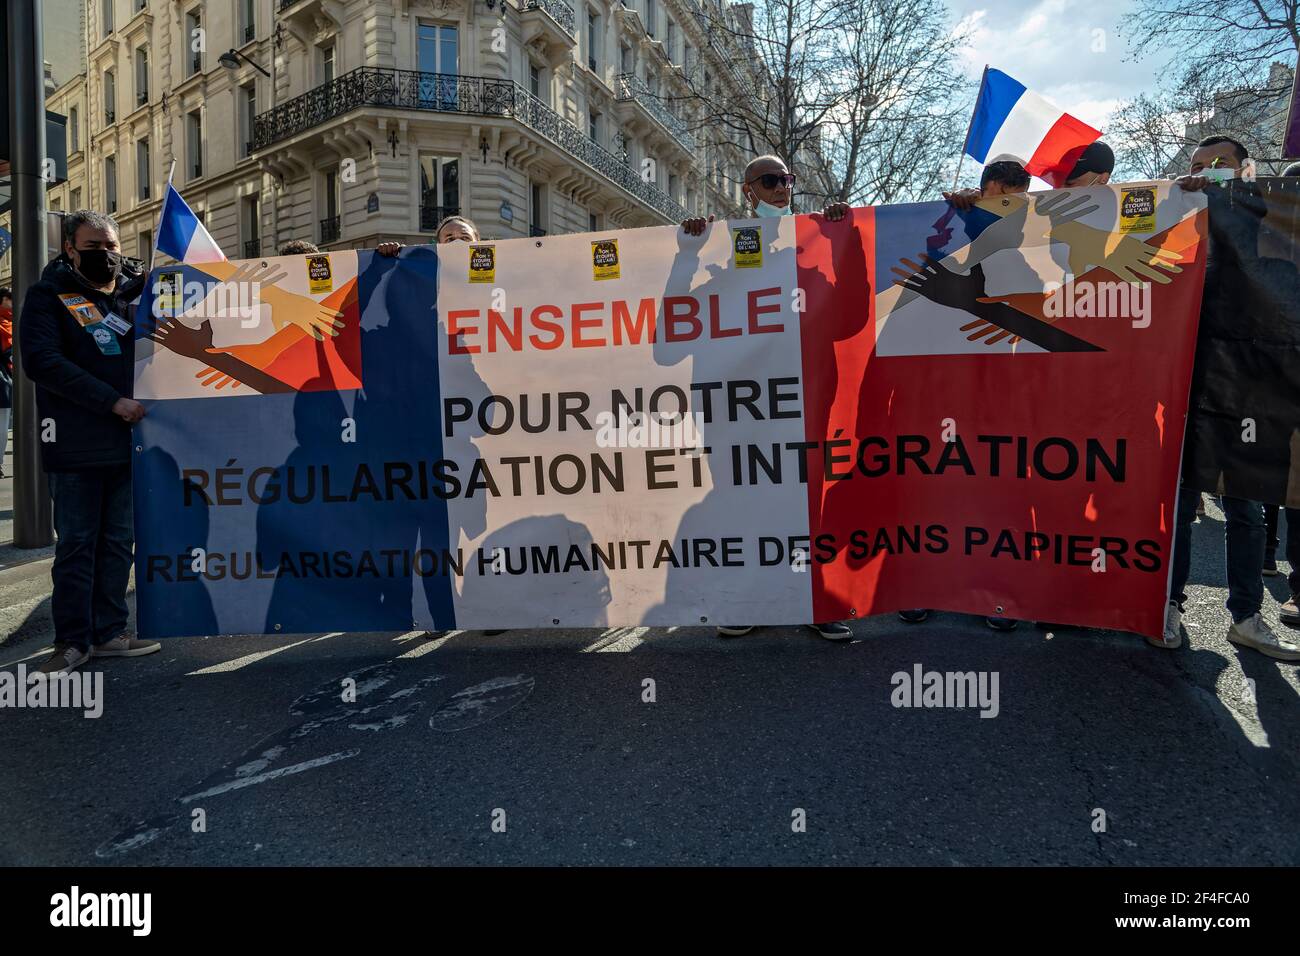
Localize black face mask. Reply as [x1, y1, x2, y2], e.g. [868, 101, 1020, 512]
[73, 249, 123, 286]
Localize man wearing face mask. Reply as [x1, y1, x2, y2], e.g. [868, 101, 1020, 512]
[680, 155, 854, 641]
[20, 209, 161, 675]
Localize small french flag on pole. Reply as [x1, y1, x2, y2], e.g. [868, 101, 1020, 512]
[155, 182, 226, 264]
[964, 68, 1102, 188]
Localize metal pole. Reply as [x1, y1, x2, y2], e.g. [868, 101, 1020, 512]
[8, 0, 54, 547]
[952, 65, 988, 192]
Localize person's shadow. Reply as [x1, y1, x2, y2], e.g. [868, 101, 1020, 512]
[134, 446, 217, 638]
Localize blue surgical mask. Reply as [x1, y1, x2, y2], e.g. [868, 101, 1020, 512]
[754, 199, 792, 218]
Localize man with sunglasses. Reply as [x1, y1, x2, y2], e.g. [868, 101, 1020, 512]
[683, 155, 849, 234]
[680, 154, 853, 641]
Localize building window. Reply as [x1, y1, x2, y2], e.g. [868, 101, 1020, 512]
[51, 197, 62, 212]
[588, 110, 600, 142]
[668, 172, 679, 202]
[320, 43, 336, 83]
[666, 20, 675, 62]
[138, 231, 152, 262]
[70, 186, 81, 210]
[321, 168, 340, 242]
[69, 106, 80, 152]
[240, 0, 256, 44]
[102, 0, 114, 36]
[242, 195, 260, 258]
[242, 84, 257, 157]
[529, 182, 546, 236]
[187, 110, 203, 180]
[104, 156, 117, 213]
[587, 11, 599, 72]
[137, 138, 150, 200]
[416, 23, 458, 107]
[135, 47, 149, 105]
[620, 44, 631, 74]
[185, 10, 202, 77]
[529, 63, 540, 99]
[418, 155, 460, 231]
[645, 0, 657, 37]
[103, 70, 115, 125]
[588, 212, 599, 232]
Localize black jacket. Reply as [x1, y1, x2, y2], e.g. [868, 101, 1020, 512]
[19, 254, 146, 471]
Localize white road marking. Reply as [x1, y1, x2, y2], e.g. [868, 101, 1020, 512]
[396, 630, 463, 659]
[179, 749, 360, 802]
[581, 627, 630, 652]
[186, 633, 343, 675]
[0, 645, 54, 669]
[596, 627, 650, 652]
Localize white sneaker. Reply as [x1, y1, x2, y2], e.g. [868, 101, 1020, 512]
[1227, 613, 1300, 662]
[1147, 601, 1182, 649]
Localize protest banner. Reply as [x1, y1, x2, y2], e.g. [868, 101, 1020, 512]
[132, 182, 1209, 639]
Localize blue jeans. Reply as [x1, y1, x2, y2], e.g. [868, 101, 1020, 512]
[48, 464, 134, 651]
[1170, 489, 1264, 623]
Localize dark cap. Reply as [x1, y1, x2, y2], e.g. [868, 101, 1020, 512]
[1067, 141, 1114, 181]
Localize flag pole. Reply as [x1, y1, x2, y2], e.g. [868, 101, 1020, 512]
[148, 157, 176, 274]
[952, 65, 988, 191]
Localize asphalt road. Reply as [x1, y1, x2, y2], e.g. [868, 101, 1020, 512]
[0, 498, 1296, 866]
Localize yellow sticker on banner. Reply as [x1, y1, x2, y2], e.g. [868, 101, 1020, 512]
[469, 245, 496, 284]
[733, 227, 762, 269]
[1119, 188, 1156, 234]
[591, 239, 620, 281]
[57, 293, 104, 327]
[153, 271, 184, 314]
[306, 254, 334, 294]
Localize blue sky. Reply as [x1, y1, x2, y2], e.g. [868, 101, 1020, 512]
[948, 0, 1178, 133]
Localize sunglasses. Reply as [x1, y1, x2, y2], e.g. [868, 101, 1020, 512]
[747, 172, 796, 190]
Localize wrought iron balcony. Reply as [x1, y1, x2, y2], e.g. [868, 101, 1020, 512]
[615, 72, 695, 151]
[521, 0, 576, 34]
[419, 204, 461, 232]
[320, 216, 340, 244]
[252, 68, 687, 223]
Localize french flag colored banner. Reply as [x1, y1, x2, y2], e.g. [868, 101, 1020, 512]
[132, 183, 1208, 641]
[965, 68, 1102, 186]
[156, 183, 227, 264]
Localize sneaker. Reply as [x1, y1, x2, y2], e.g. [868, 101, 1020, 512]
[985, 615, 1017, 631]
[91, 633, 161, 658]
[1147, 601, 1182, 649]
[1227, 613, 1300, 661]
[808, 621, 852, 641]
[36, 644, 91, 675]
[716, 625, 755, 637]
[1263, 552, 1279, 576]
[1280, 594, 1299, 626]
[898, 609, 929, 624]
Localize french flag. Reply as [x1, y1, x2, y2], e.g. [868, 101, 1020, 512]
[155, 183, 226, 263]
[964, 69, 1102, 188]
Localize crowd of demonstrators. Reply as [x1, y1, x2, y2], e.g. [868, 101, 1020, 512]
[19, 210, 161, 675]
[10, 132, 1299, 671]
[679, 153, 854, 643]
[1, 287, 13, 478]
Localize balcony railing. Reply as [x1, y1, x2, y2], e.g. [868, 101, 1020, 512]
[244, 239, 262, 258]
[615, 72, 695, 151]
[521, 0, 576, 34]
[252, 67, 687, 223]
[320, 216, 340, 244]
[419, 204, 461, 232]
